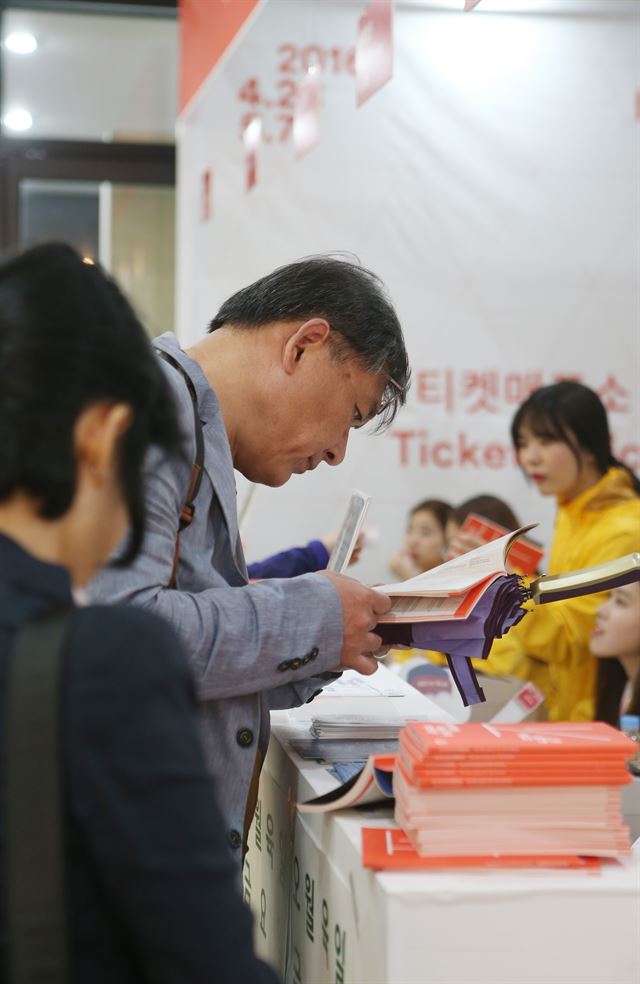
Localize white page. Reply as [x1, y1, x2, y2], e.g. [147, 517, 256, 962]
[378, 524, 537, 597]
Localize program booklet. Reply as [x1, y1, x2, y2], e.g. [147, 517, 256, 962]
[297, 753, 395, 813]
[376, 525, 538, 624]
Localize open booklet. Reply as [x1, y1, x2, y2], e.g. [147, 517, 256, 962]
[446, 512, 544, 576]
[374, 543, 640, 708]
[377, 525, 538, 623]
[297, 754, 395, 814]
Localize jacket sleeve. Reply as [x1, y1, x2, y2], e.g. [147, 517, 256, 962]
[89, 446, 344, 701]
[66, 607, 280, 984]
[247, 540, 329, 579]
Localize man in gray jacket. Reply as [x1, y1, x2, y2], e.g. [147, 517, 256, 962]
[90, 256, 410, 860]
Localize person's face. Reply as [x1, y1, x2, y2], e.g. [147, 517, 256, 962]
[515, 422, 594, 500]
[444, 517, 460, 547]
[405, 508, 446, 572]
[240, 329, 388, 487]
[591, 583, 640, 660]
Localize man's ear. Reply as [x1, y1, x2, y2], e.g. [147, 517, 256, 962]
[75, 402, 133, 482]
[282, 319, 331, 375]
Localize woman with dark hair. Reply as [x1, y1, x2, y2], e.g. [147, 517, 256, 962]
[592, 582, 640, 727]
[388, 497, 452, 581]
[0, 244, 279, 983]
[443, 494, 520, 563]
[501, 380, 640, 721]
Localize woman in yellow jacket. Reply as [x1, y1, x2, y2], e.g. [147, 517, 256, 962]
[485, 381, 640, 721]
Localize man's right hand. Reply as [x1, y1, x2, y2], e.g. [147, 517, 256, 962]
[318, 571, 391, 676]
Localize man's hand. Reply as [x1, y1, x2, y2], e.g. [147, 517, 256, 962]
[318, 571, 391, 676]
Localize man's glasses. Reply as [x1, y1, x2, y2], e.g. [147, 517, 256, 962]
[374, 374, 405, 418]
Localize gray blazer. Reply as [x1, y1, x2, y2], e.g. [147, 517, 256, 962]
[89, 333, 343, 856]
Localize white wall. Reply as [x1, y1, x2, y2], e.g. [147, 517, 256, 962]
[176, 0, 640, 582]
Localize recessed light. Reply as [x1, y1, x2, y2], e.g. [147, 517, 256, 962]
[4, 32, 37, 55]
[3, 108, 33, 132]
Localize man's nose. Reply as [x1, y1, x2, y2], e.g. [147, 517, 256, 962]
[323, 432, 349, 466]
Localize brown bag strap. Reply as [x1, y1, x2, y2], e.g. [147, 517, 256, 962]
[157, 350, 205, 588]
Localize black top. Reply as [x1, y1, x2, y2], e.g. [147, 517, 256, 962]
[0, 533, 279, 984]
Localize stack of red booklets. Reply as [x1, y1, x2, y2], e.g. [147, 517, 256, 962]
[394, 721, 634, 858]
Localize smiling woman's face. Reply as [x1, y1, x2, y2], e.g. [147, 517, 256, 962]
[591, 583, 640, 660]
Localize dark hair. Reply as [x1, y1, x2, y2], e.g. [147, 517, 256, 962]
[510, 381, 640, 493]
[0, 243, 182, 562]
[410, 498, 452, 532]
[595, 658, 640, 727]
[450, 494, 519, 531]
[208, 256, 410, 430]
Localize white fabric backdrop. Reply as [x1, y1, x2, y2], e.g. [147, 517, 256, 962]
[176, 0, 640, 583]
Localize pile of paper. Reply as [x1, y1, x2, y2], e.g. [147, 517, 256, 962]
[310, 714, 433, 740]
[395, 721, 634, 858]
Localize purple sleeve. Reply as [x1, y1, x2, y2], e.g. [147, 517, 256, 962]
[247, 540, 329, 580]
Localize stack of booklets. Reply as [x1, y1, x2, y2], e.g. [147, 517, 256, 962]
[309, 713, 433, 740]
[394, 721, 634, 859]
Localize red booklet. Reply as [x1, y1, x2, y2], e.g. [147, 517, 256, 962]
[402, 721, 635, 757]
[361, 827, 602, 872]
[399, 722, 634, 787]
[448, 513, 544, 576]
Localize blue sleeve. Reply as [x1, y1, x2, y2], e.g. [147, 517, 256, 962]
[247, 539, 329, 579]
[66, 606, 279, 984]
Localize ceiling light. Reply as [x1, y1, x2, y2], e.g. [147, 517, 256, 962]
[3, 108, 33, 132]
[4, 32, 37, 55]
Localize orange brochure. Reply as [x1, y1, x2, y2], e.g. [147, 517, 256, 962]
[456, 513, 544, 575]
[361, 827, 602, 872]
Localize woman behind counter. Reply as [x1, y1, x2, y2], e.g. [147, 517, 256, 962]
[488, 381, 640, 721]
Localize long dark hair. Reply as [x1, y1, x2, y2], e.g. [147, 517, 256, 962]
[510, 381, 640, 493]
[450, 494, 519, 531]
[0, 243, 182, 562]
[595, 659, 640, 727]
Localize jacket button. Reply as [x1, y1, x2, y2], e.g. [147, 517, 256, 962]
[236, 728, 254, 748]
[277, 660, 289, 672]
[290, 657, 302, 669]
[228, 829, 242, 849]
[310, 647, 319, 659]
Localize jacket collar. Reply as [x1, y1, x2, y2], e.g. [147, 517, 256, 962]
[0, 532, 73, 629]
[153, 333, 241, 564]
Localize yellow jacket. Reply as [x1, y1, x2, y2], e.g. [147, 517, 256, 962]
[485, 467, 640, 720]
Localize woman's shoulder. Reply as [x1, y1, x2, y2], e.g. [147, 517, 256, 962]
[68, 605, 190, 690]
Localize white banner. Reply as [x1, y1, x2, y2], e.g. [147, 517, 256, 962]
[177, 0, 640, 583]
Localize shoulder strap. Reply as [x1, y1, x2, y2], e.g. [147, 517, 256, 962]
[6, 609, 73, 984]
[157, 350, 205, 588]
